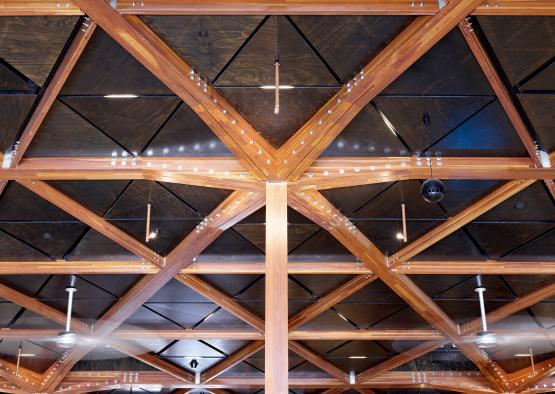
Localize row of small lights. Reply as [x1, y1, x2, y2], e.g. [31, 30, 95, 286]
[194, 196, 245, 234]
[298, 191, 358, 234]
[56, 371, 145, 392]
[410, 371, 491, 391]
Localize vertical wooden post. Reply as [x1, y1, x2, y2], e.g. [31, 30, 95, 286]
[265, 182, 288, 394]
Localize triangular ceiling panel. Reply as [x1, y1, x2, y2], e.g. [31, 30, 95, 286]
[0, 16, 77, 86]
[61, 96, 180, 154]
[141, 15, 264, 81]
[477, 16, 555, 86]
[383, 28, 493, 95]
[520, 62, 555, 91]
[290, 16, 413, 83]
[25, 100, 121, 157]
[65, 229, 138, 261]
[320, 103, 408, 157]
[144, 103, 232, 157]
[320, 183, 394, 216]
[518, 93, 555, 153]
[431, 99, 528, 156]
[0, 94, 36, 153]
[201, 229, 265, 260]
[218, 86, 337, 147]
[160, 182, 232, 216]
[502, 229, 555, 262]
[373, 96, 494, 153]
[61, 28, 170, 95]
[0, 230, 49, 261]
[0, 62, 33, 91]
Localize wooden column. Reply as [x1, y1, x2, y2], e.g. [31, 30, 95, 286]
[265, 182, 288, 394]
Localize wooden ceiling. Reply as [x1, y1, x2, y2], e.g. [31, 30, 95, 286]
[0, 1, 554, 394]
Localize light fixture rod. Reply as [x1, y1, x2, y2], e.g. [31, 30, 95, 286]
[146, 203, 152, 242]
[15, 345, 21, 376]
[274, 61, 280, 115]
[401, 203, 407, 243]
[65, 286, 77, 332]
[475, 287, 488, 332]
[530, 348, 535, 376]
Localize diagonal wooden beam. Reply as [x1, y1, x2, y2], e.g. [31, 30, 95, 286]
[289, 341, 350, 383]
[357, 280, 555, 383]
[509, 356, 555, 392]
[73, 0, 277, 179]
[0, 18, 96, 196]
[459, 18, 555, 201]
[288, 274, 376, 330]
[0, 357, 42, 392]
[201, 341, 265, 383]
[0, 282, 88, 333]
[110, 340, 195, 383]
[39, 191, 264, 392]
[175, 273, 265, 331]
[277, 0, 484, 181]
[289, 189, 509, 392]
[390, 179, 535, 266]
[19, 179, 164, 266]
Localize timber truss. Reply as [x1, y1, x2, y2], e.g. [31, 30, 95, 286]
[0, 1, 554, 393]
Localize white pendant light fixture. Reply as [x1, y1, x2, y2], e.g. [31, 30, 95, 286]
[474, 283, 496, 349]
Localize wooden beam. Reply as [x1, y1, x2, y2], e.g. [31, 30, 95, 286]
[40, 191, 264, 392]
[110, 341, 195, 383]
[288, 274, 376, 330]
[288, 329, 442, 341]
[289, 341, 349, 383]
[201, 341, 265, 383]
[391, 179, 535, 266]
[0, 357, 42, 392]
[2, 156, 260, 191]
[55, 371, 493, 391]
[175, 273, 265, 331]
[358, 280, 555, 383]
[278, 0, 484, 181]
[0, 282, 88, 333]
[296, 156, 555, 190]
[289, 189, 509, 392]
[395, 260, 555, 275]
[2, 0, 555, 16]
[509, 357, 555, 392]
[19, 180, 164, 266]
[265, 182, 288, 394]
[74, 0, 276, 179]
[459, 19, 555, 201]
[0, 18, 96, 196]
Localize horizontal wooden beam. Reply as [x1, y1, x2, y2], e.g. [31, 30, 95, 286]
[297, 157, 555, 190]
[395, 260, 555, 275]
[56, 371, 492, 391]
[4, 1, 552, 17]
[2, 157, 260, 191]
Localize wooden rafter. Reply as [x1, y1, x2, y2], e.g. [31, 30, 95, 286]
[0, 18, 95, 196]
[201, 341, 265, 383]
[2, 0, 555, 16]
[289, 341, 350, 383]
[509, 356, 555, 392]
[459, 18, 555, 200]
[357, 279, 555, 384]
[289, 189, 510, 391]
[37, 190, 264, 392]
[73, 0, 277, 179]
[276, 0, 484, 181]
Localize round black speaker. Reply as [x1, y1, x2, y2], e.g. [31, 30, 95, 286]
[421, 178, 445, 203]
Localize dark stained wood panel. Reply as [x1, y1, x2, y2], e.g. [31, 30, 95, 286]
[503, 229, 555, 262]
[147, 302, 221, 328]
[161, 182, 232, 217]
[216, 16, 336, 86]
[0, 16, 77, 86]
[0, 230, 50, 260]
[521, 62, 555, 91]
[290, 16, 413, 83]
[233, 222, 320, 253]
[61, 96, 181, 154]
[374, 96, 493, 153]
[26, 100, 121, 157]
[478, 16, 555, 86]
[412, 230, 485, 261]
[201, 229, 265, 260]
[145, 102, 232, 157]
[47, 180, 130, 217]
[218, 87, 337, 147]
[0, 94, 35, 153]
[432, 99, 529, 157]
[142, 15, 264, 81]
[321, 104, 408, 157]
[383, 29, 493, 95]
[61, 28, 171, 95]
[518, 93, 555, 152]
[122, 305, 183, 330]
[288, 230, 355, 261]
[149, 278, 211, 303]
[0, 62, 33, 91]
[321, 183, 394, 216]
[438, 180, 505, 215]
[65, 229, 138, 261]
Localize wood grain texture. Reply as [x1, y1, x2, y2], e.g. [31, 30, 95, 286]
[201, 341, 265, 382]
[265, 182, 288, 394]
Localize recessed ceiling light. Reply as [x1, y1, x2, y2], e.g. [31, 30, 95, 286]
[103, 94, 138, 99]
[260, 85, 295, 90]
[396, 232, 405, 240]
[348, 356, 367, 359]
[514, 353, 531, 357]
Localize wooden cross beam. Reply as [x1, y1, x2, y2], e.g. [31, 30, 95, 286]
[289, 189, 511, 391]
[0, 18, 96, 196]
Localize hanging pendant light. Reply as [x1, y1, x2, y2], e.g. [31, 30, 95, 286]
[274, 16, 280, 115]
[57, 276, 78, 348]
[420, 113, 445, 203]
